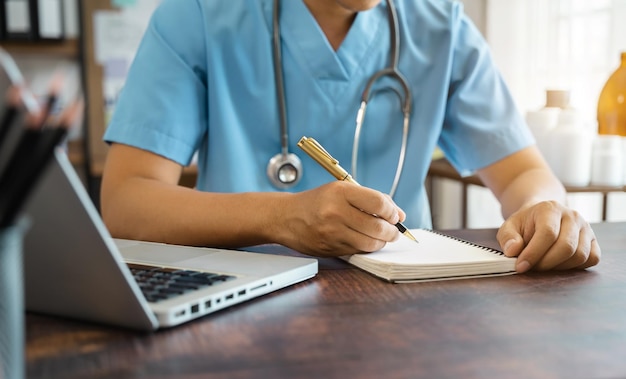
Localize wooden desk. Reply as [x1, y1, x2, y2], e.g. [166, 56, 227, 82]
[26, 222, 626, 379]
[428, 158, 626, 227]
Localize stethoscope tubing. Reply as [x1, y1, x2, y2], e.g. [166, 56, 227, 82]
[351, 0, 412, 198]
[270, 0, 412, 198]
[272, 0, 289, 157]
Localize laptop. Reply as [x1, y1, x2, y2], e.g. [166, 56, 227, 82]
[22, 150, 318, 331]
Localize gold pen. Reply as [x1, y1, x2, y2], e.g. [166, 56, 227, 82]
[297, 136, 418, 243]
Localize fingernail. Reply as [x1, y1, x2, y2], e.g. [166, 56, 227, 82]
[516, 260, 531, 273]
[391, 213, 400, 224]
[503, 239, 516, 255]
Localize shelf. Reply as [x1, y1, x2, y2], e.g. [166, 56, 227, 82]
[66, 140, 85, 166]
[0, 39, 79, 59]
[428, 158, 626, 193]
[427, 157, 624, 227]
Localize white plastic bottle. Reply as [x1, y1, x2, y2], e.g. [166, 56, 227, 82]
[544, 108, 594, 187]
[525, 90, 570, 163]
[591, 135, 623, 187]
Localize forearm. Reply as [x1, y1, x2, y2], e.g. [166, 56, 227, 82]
[101, 177, 293, 248]
[476, 146, 568, 219]
[100, 145, 411, 257]
[487, 149, 600, 273]
[496, 167, 567, 219]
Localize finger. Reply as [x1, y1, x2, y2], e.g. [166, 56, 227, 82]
[344, 184, 401, 226]
[580, 237, 601, 269]
[385, 193, 406, 222]
[299, 188, 392, 255]
[496, 219, 526, 258]
[551, 225, 599, 270]
[513, 212, 562, 273]
[527, 212, 577, 270]
[290, 211, 364, 258]
[547, 226, 589, 270]
[343, 202, 400, 249]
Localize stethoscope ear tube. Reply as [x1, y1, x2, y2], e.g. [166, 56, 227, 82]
[268, 0, 411, 196]
[352, 66, 412, 199]
[352, 101, 410, 199]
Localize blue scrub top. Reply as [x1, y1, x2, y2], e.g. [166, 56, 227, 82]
[104, 0, 534, 229]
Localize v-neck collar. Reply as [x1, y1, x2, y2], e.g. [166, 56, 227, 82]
[280, 0, 386, 82]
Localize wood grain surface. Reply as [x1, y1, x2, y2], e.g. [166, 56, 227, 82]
[25, 223, 626, 379]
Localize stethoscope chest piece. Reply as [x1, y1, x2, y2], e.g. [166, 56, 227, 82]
[267, 152, 303, 189]
[268, 0, 409, 195]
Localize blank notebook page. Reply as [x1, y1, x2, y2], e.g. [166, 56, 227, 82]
[344, 229, 517, 282]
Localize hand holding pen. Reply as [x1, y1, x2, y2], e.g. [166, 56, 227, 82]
[297, 136, 418, 243]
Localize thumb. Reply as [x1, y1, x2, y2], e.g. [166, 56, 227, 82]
[497, 222, 525, 258]
[497, 221, 532, 273]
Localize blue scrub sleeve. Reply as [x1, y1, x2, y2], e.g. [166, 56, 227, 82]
[103, 0, 209, 166]
[437, 5, 534, 177]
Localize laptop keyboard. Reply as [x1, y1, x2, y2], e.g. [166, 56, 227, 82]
[127, 263, 236, 303]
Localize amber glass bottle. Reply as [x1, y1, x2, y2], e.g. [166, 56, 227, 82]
[597, 52, 626, 136]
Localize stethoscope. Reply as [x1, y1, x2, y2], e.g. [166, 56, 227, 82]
[267, 0, 412, 199]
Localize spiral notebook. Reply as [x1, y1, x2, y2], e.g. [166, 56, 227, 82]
[343, 229, 517, 283]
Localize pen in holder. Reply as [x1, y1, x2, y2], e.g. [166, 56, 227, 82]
[0, 219, 28, 379]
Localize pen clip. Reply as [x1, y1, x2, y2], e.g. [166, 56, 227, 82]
[303, 137, 338, 164]
[298, 136, 355, 183]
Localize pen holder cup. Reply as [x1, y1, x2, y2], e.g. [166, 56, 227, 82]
[0, 221, 28, 379]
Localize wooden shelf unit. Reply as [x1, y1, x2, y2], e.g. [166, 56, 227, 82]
[427, 157, 625, 227]
[1, 39, 79, 59]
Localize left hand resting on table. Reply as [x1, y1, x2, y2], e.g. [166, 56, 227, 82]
[496, 200, 601, 273]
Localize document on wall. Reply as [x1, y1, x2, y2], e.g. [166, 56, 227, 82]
[92, 0, 161, 126]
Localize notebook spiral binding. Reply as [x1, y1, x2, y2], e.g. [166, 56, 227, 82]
[425, 229, 505, 256]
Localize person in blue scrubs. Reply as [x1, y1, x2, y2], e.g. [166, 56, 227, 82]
[100, 0, 599, 272]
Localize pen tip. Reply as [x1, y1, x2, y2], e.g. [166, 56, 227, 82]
[404, 230, 419, 243]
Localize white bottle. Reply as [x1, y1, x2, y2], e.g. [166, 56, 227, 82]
[525, 90, 570, 164]
[591, 135, 623, 187]
[544, 108, 594, 187]
[526, 107, 559, 163]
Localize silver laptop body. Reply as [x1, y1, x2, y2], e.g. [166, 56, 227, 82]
[23, 150, 318, 331]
